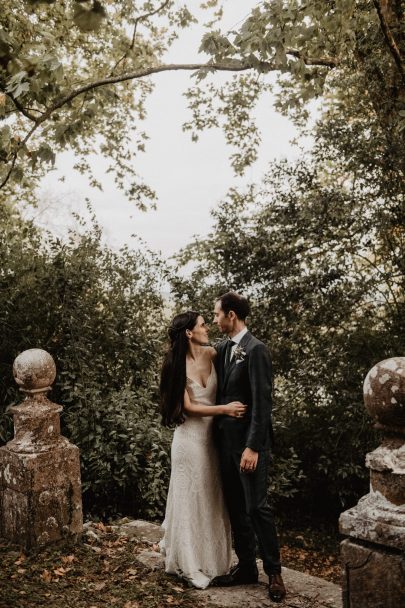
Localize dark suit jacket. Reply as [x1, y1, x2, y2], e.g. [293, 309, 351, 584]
[214, 331, 274, 453]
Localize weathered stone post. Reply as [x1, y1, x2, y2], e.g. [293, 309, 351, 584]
[0, 348, 83, 549]
[339, 357, 405, 608]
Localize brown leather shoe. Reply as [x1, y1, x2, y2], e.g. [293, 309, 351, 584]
[268, 573, 286, 602]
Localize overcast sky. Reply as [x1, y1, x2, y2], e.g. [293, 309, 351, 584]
[34, 1, 314, 258]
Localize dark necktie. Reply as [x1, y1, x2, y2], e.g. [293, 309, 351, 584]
[225, 340, 235, 369]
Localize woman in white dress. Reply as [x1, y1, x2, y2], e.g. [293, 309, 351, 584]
[159, 311, 247, 589]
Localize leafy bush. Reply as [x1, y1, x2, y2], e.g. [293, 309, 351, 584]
[66, 384, 173, 519]
[171, 153, 402, 517]
[0, 203, 170, 518]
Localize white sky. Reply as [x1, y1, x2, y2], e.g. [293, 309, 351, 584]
[34, 1, 314, 258]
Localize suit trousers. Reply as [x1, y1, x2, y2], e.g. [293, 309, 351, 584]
[218, 447, 281, 575]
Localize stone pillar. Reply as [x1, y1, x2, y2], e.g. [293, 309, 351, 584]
[339, 357, 405, 608]
[0, 348, 83, 549]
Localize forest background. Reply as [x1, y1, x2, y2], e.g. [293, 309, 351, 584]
[0, 0, 404, 528]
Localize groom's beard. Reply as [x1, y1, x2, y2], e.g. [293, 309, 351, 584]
[190, 337, 210, 347]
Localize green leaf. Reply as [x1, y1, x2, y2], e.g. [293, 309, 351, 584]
[73, 0, 106, 33]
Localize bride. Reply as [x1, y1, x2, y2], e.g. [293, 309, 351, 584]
[159, 310, 247, 589]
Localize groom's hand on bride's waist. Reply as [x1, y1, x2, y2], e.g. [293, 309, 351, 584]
[240, 447, 258, 473]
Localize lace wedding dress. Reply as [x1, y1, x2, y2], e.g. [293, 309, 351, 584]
[160, 365, 232, 589]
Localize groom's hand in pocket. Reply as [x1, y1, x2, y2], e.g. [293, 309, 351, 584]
[240, 447, 258, 473]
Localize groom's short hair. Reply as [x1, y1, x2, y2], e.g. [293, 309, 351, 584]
[217, 291, 250, 321]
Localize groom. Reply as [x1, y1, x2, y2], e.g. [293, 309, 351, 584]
[212, 291, 286, 603]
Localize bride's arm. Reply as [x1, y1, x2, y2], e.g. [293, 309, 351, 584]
[183, 389, 246, 418]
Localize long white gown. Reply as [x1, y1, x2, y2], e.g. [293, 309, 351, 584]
[160, 365, 232, 589]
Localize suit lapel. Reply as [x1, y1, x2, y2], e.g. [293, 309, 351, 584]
[222, 331, 252, 390]
[223, 352, 236, 387]
[239, 330, 252, 352]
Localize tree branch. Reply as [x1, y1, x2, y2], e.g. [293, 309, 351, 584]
[131, 0, 171, 47]
[286, 49, 337, 68]
[373, 0, 405, 83]
[0, 119, 39, 190]
[0, 53, 337, 191]
[0, 151, 18, 190]
[0, 85, 38, 122]
[8, 95, 39, 122]
[47, 54, 337, 119]
[111, 0, 171, 74]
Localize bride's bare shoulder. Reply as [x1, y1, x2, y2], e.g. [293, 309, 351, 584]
[207, 346, 217, 360]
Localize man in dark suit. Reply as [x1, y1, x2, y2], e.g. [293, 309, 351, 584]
[212, 291, 286, 603]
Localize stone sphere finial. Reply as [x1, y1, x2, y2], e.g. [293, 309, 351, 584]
[13, 348, 56, 395]
[363, 357, 405, 431]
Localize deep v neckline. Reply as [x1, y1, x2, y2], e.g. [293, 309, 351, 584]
[187, 363, 214, 389]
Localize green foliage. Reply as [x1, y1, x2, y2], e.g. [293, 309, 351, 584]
[183, 74, 264, 174]
[0, 202, 171, 518]
[66, 385, 172, 519]
[73, 1, 107, 33]
[268, 447, 305, 502]
[172, 2, 404, 515]
[0, 1, 404, 523]
[187, 0, 405, 167]
[172, 101, 404, 514]
[0, 0, 197, 207]
[1, 1, 404, 208]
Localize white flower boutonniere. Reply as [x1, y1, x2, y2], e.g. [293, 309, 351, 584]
[233, 345, 247, 363]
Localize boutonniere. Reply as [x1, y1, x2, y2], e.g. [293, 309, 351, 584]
[233, 345, 247, 363]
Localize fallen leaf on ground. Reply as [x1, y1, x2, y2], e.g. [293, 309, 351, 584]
[40, 570, 52, 583]
[61, 554, 76, 564]
[14, 553, 26, 565]
[126, 568, 138, 576]
[94, 582, 106, 591]
[53, 567, 72, 577]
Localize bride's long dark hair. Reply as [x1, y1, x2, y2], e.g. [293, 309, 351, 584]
[159, 310, 200, 427]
